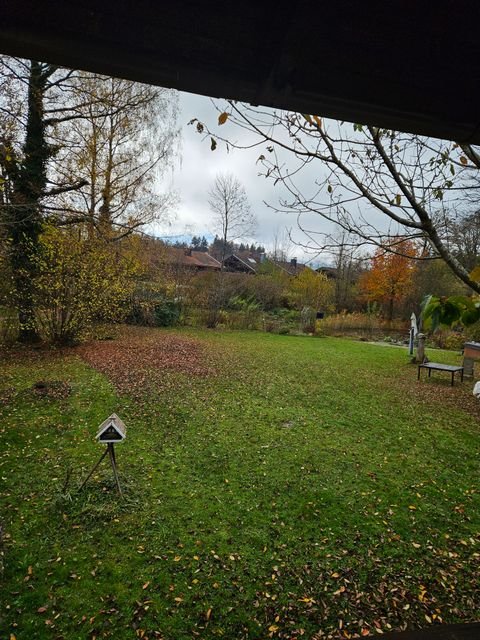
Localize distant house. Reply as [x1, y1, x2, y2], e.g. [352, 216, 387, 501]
[223, 254, 313, 277]
[223, 254, 260, 274]
[167, 247, 221, 271]
[271, 257, 309, 276]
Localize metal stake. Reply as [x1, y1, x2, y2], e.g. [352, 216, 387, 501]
[79, 443, 122, 495]
[107, 443, 122, 495]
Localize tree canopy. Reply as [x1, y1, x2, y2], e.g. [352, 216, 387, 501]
[195, 103, 480, 294]
[0, 56, 179, 342]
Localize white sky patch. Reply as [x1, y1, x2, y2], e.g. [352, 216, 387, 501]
[150, 90, 391, 265]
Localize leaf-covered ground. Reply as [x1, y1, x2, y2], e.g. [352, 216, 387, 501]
[0, 328, 479, 639]
[76, 328, 219, 396]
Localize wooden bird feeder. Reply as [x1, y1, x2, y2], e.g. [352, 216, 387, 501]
[80, 413, 127, 495]
[96, 413, 127, 443]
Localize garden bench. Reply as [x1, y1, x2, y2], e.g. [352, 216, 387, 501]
[417, 362, 464, 386]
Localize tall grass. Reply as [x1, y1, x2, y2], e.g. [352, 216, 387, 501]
[319, 311, 407, 338]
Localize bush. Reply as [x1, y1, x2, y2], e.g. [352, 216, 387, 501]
[428, 330, 464, 351]
[33, 227, 137, 345]
[464, 320, 480, 343]
[154, 299, 181, 327]
[126, 277, 182, 328]
[246, 274, 289, 311]
[125, 300, 156, 326]
[444, 333, 465, 351]
[271, 308, 300, 323]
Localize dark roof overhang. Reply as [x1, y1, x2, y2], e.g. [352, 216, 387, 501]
[1, 1, 480, 143]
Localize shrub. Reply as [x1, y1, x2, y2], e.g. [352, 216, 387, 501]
[428, 330, 464, 351]
[33, 226, 137, 345]
[154, 299, 181, 326]
[464, 320, 480, 343]
[247, 274, 289, 311]
[270, 308, 299, 322]
[125, 273, 183, 328]
[186, 272, 226, 328]
[444, 333, 465, 351]
[288, 268, 334, 313]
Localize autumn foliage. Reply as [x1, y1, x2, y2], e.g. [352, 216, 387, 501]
[288, 268, 334, 312]
[359, 240, 419, 320]
[33, 226, 139, 344]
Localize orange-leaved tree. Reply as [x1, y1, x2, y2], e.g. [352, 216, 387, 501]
[359, 239, 419, 321]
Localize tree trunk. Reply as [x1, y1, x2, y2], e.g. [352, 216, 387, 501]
[388, 296, 394, 323]
[7, 61, 53, 343]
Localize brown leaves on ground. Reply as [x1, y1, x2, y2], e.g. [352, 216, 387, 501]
[398, 366, 480, 419]
[31, 380, 72, 399]
[0, 386, 17, 406]
[75, 328, 217, 396]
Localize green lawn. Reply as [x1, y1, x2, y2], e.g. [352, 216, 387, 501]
[0, 329, 479, 639]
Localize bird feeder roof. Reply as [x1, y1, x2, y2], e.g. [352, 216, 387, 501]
[96, 413, 127, 442]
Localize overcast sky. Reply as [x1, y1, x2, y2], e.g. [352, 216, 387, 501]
[153, 91, 336, 265]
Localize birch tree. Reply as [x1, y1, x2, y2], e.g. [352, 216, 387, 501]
[208, 172, 255, 268]
[0, 57, 179, 341]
